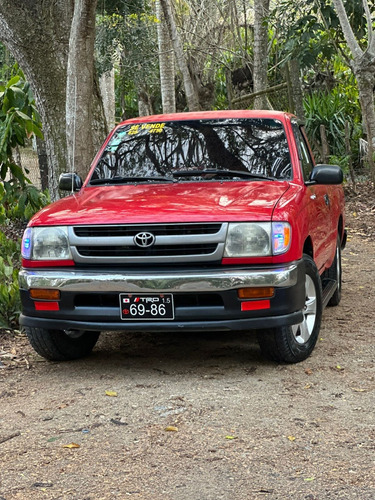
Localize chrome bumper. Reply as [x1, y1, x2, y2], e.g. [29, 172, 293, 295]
[19, 262, 301, 293]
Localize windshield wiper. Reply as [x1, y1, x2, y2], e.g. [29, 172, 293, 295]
[172, 169, 276, 180]
[89, 175, 175, 185]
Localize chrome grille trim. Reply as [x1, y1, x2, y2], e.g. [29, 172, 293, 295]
[68, 223, 228, 264]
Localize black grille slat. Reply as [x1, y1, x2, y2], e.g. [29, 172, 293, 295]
[77, 244, 218, 257]
[74, 293, 223, 308]
[74, 224, 221, 238]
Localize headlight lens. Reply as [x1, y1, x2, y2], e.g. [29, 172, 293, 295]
[21, 226, 72, 260]
[224, 222, 291, 257]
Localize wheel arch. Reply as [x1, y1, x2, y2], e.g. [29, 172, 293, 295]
[303, 236, 314, 259]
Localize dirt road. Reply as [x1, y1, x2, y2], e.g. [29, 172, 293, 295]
[1, 229, 374, 500]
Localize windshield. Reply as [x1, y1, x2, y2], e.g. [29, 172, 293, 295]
[90, 118, 292, 184]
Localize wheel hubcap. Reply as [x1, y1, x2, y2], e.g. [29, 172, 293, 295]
[292, 275, 317, 344]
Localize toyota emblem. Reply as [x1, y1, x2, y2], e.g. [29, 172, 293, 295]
[134, 231, 156, 248]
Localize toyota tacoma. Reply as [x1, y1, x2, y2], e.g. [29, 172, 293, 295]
[19, 110, 346, 363]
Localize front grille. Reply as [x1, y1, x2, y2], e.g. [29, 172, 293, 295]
[68, 223, 227, 264]
[74, 223, 222, 237]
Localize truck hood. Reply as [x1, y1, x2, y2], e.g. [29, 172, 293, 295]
[30, 181, 290, 226]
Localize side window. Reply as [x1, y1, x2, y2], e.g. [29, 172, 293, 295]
[292, 123, 314, 181]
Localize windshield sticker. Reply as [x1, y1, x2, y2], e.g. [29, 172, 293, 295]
[122, 123, 167, 137]
[142, 123, 166, 134]
[128, 125, 140, 135]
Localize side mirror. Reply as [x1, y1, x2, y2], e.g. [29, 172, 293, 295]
[59, 173, 83, 192]
[309, 164, 343, 185]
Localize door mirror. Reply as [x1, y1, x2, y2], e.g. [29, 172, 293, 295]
[308, 164, 343, 185]
[59, 173, 83, 192]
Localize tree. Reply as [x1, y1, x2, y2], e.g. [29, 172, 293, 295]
[66, 0, 100, 179]
[95, 2, 161, 118]
[331, 0, 375, 176]
[156, 0, 176, 114]
[0, 1, 107, 199]
[159, 0, 200, 111]
[253, 0, 271, 109]
[0, 1, 71, 199]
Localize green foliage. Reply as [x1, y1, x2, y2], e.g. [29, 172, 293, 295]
[0, 65, 47, 223]
[0, 227, 22, 329]
[0, 229, 19, 263]
[273, 0, 373, 68]
[303, 90, 362, 170]
[0, 68, 43, 165]
[1, 182, 50, 223]
[0, 43, 15, 83]
[0, 249, 21, 329]
[304, 91, 347, 155]
[95, 1, 160, 119]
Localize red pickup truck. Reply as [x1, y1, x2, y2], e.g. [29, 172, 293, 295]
[19, 110, 346, 363]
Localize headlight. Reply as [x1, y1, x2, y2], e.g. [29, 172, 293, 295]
[224, 222, 291, 257]
[21, 226, 72, 260]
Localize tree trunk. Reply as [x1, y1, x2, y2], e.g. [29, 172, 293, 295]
[66, 0, 98, 181]
[320, 124, 330, 163]
[345, 120, 356, 190]
[288, 59, 305, 120]
[332, 0, 375, 178]
[156, 0, 176, 114]
[0, 1, 107, 200]
[253, 0, 271, 110]
[99, 69, 116, 132]
[159, 0, 200, 111]
[356, 66, 375, 179]
[138, 89, 154, 117]
[0, 0, 72, 200]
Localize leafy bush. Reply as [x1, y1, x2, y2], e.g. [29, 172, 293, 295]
[304, 92, 346, 156]
[303, 91, 362, 169]
[0, 228, 21, 328]
[0, 66, 49, 225]
[0, 179, 49, 225]
[0, 252, 21, 329]
[0, 229, 20, 263]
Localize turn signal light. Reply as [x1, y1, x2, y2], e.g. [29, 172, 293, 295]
[237, 287, 274, 299]
[30, 289, 61, 301]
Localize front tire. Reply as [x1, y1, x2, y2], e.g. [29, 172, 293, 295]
[23, 327, 100, 361]
[257, 255, 322, 363]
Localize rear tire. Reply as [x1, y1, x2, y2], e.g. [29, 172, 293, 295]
[257, 254, 322, 363]
[23, 327, 100, 361]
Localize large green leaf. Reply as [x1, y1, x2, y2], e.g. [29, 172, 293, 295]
[5, 75, 20, 88]
[15, 109, 31, 121]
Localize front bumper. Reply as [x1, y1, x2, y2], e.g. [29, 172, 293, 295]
[19, 261, 305, 332]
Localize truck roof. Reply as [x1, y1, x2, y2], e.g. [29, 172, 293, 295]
[118, 110, 295, 126]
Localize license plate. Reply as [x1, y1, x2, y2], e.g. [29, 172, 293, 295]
[119, 293, 174, 320]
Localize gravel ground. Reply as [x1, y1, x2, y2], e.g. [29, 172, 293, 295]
[0, 188, 374, 500]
